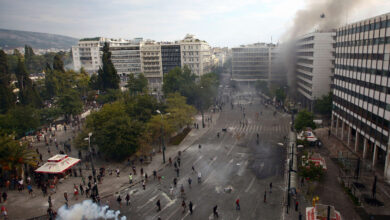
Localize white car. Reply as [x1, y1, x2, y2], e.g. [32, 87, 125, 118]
[297, 130, 318, 142]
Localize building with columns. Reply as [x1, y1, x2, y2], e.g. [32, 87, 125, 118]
[331, 12, 390, 181]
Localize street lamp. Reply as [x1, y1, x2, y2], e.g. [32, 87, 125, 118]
[84, 132, 98, 198]
[156, 110, 170, 164]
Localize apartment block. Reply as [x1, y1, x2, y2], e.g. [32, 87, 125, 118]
[140, 41, 163, 92]
[161, 43, 181, 74]
[330, 12, 390, 180]
[180, 34, 212, 76]
[72, 37, 104, 73]
[295, 31, 336, 111]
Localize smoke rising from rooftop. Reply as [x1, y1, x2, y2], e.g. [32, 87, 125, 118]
[283, 0, 367, 41]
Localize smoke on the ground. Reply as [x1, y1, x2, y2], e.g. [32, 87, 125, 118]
[56, 200, 126, 220]
[283, 0, 368, 41]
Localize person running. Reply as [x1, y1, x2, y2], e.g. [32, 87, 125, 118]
[156, 199, 161, 211]
[189, 201, 193, 215]
[125, 193, 130, 206]
[213, 205, 219, 218]
[236, 198, 240, 210]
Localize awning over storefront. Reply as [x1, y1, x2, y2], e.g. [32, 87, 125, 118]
[35, 154, 80, 174]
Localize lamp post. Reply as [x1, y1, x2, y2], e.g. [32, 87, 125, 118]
[156, 110, 170, 164]
[85, 132, 98, 198]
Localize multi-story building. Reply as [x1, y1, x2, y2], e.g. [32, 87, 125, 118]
[269, 46, 287, 85]
[180, 34, 212, 76]
[330, 13, 390, 180]
[231, 43, 275, 84]
[140, 41, 163, 92]
[108, 38, 141, 77]
[161, 43, 181, 74]
[295, 31, 336, 111]
[72, 37, 104, 73]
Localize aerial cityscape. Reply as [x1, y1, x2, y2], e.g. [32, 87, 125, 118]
[1, 0, 390, 219]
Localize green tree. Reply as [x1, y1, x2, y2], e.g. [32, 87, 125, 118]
[0, 50, 15, 113]
[126, 73, 148, 96]
[162, 66, 196, 99]
[96, 89, 122, 105]
[0, 130, 38, 177]
[53, 54, 65, 72]
[15, 58, 42, 107]
[0, 105, 40, 138]
[125, 94, 159, 123]
[84, 101, 143, 160]
[97, 42, 119, 91]
[165, 92, 196, 130]
[294, 110, 316, 131]
[57, 89, 83, 122]
[314, 92, 333, 115]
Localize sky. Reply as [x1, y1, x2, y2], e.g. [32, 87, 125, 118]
[1, 0, 390, 47]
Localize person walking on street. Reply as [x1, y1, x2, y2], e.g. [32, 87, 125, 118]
[173, 178, 177, 187]
[177, 157, 181, 167]
[213, 205, 219, 218]
[116, 168, 120, 177]
[295, 201, 299, 211]
[263, 190, 266, 203]
[153, 170, 157, 180]
[270, 182, 272, 193]
[140, 168, 144, 176]
[236, 198, 240, 210]
[169, 157, 172, 166]
[125, 193, 130, 206]
[176, 168, 180, 177]
[188, 177, 192, 188]
[192, 166, 195, 173]
[142, 180, 146, 190]
[189, 201, 193, 215]
[132, 166, 136, 175]
[117, 195, 122, 208]
[129, 173, 133, 184]
[181, 200, 186, 213]
[64, 191, 68, 202]
[174, 162, 177, 169]
[156, 199, 161, 211]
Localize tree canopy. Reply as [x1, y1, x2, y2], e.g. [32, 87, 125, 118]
[294, 109, 316, 131]
[127, 73, 148, 96]
[0, 50, 15, 113]
[96, 42, 120, 91]
[314, 92, 333, 115]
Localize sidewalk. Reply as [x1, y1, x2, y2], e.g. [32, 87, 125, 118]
[316, 128, 390, 219]
[4, 111, 220, 219]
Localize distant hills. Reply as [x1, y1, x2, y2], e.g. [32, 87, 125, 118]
[0, 28, 78, 50]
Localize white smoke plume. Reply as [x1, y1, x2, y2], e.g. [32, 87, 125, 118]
[283, 0, 368, 41]
[56, 200, 127, 220]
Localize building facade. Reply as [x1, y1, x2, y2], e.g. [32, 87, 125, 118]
[330, 13, 390, 180]
[295, 31, 336, 111]
[140, 41, 163, 92]
[72, 37, 104, 73]
[180, 34, 212, 76]
[161, 44, 181, 74]
[231, 43, 275, 84]
[108, 38, 141, 77]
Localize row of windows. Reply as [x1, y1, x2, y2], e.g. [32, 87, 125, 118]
[333, 105, 389, 145]
[333, 84, 387, 109]
[297, 71, 313, 80]
[334, 75, 390, 94]
[298, 36, 314, 43]
[298, 84, 312, 96]
[110, 47, 139, 51]
[296, 64, 313, 73]
[233, 57, 270, 62]
[297, 58, 313, 65]
[297, 52, 313, 57]
[336, 37, 390, 47]
[297, 78, 312, 88]
[338, 19, 390, 36]
[335, 64, 390, 76]
[336, 53, 390, 61]
[298, 44, 314, 49]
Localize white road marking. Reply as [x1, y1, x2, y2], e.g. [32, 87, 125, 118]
[209, 156, 217, 166]
[228, 158, 234, 164]
[236, 216, 240, 220]
[165, 206, 181, 220]
[237, 160, 248, 176]
[137, 194, 158, 209]
[193, 155, 203, 165]
[204, 170, 215, 183]
[245, 177, 256, 193]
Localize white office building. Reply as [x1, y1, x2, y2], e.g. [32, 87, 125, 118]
[180, 34, 212, 76]
[295, 31, 336, 110]
[140, 41, 163, 92]
[331, 13, 390, 180]
[232, 43, 275, 84]
[72, 37, 104, 73]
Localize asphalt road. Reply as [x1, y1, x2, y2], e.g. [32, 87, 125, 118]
[116, 78, 291, 220]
